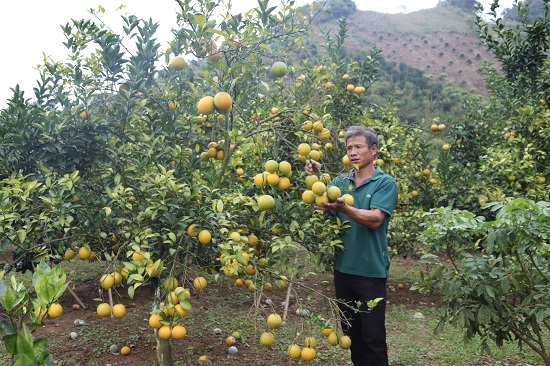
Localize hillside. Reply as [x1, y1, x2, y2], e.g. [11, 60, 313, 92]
[313, 4, 500, 96]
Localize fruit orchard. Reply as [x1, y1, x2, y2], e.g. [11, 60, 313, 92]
[0, 0, 549, 365]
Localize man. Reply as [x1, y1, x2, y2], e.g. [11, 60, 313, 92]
[305, 125, 398, 366]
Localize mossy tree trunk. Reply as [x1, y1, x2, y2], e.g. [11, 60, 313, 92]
[156, 334, 173, 366]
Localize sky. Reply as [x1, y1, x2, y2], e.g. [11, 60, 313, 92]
[0, 0, 515, 107]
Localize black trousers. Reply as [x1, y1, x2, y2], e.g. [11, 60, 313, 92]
[334, 270, 388, 366]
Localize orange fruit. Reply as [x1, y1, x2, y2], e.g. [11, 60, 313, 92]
[301, 346, 317, 361]
[149, 314, 163, 328]
[270, 61, 287, 77]
[321, 327, 334, 337]
[339, 335, 352, 349]
[257, 195, 275, 210]
[311, 181, 326, 196]
[78, 246, 91, 260]
[197, 96, 215, 115]
[302, 190, 316, 204]
[245, 264, 256, 275]
[247, 234, 259, 247]
[342, 194, 354, 206]
[163, 277, 179, 291]
[131, 251, 144, 261]
[326, 186, 341, 201]
[288, 344, 301, 359]
[213, 92, 232, 114]
[187, 224, 200, 237]
[47, 303, 63, 319]
[327, 331, 338, 346]
[120, 346, 131, 355]
[304, 336, 317, 348]
[100, 274, 115, 289]
[79, 110, 89, 119]
[225, 336, 236, 345]
[112, 271, 123, 286]
[304, 175, 319, 188]
[197, 230, 211, 244]
[265, 160, 279, 173]
[112, 304, 127, 318]
[267, 313, 282, 329]
[172, 325, 187, 339]
[174, 304, 188, 318]
[64, 249, 75, 260]
[260, 331, 275, 346]
[96, 303, 111, 317]
[170, 56, 186, 70]
[297, 143, 311, 156]
[158, 325, 172, 340]
[193, 276, 207, 290]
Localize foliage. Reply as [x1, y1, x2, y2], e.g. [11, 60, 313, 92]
[0, 262, 67, 365]
[419, 199, 550, 365]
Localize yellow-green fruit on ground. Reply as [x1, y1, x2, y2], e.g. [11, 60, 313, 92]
[170, 56, 186, 70]
[112, 303, 127, 318]
[260, 331, 275, 346]
[326, 186, 341, 201]
[304, 336, 317, 348]
[270, 61, 288, 77]
[342, 193, 354, 206]
[267, 313, 283, 328]
[213, 92, 232, 113]
[311, 181, 326, 196]
[193, 276, 207, 290]
[257, 195, 275, 210]
[339, 335, 352, 349]
[64, 249, 75, 260]
[288, 344, 302, 359]
[197, 96, 215, 115]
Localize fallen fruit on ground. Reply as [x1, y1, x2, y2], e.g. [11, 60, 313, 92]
[120, 346, 131, 355]
[260, 331, 275, 346]
[194, 276, 207, 290]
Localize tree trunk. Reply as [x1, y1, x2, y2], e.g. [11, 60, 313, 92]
[156, 333, 173, 366]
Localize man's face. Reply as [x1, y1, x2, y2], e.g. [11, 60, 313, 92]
[346, 135, 377, 169]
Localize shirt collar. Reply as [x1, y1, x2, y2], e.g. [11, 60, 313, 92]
[347, 167, 384, 186]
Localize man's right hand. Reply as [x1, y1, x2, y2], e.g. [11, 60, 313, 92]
[305, 159, 322, 175]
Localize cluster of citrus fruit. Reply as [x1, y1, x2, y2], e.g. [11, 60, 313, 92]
[199, 140, 228, 161]
[197, 91, 233, 116]
[186, 223, 212, 245]
[301, 175, 354, 207]
[64, 246, 97, 261]
[96, 302, 127, 319]
[147, 276, 194, 341]
[295, 142, 324, 163]
[302, 118, 331, 141]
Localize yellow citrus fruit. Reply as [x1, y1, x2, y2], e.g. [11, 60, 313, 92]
[302, 190, 316, 204]
[265, 159, 279, 173]
[120, 346, 131, 355]
[257, 195, 275, 210]
[326, 186, 341, 201]
[213, 91, 232, 114]
[278, 161, 292, 176]
[438, 123, 446, 131]
[97, 303, 111, 317]
[163, 277, 179, 291]
[172, 325, 187, 339]
[197, 96, 215, 115]
[298, 154, 307, 162]
[112, 271, 123, 286]
[342, 193, 354, 206]
[119, 267, 129, 280]
[325, 142, 333, 151]
[321, 327, 334, 337]
[307, 149, 321, 161]
[225, 336, 236, 345]
[78, 246, 91, 260]
[198, 230, 211, 244]
[260, 331, 275, 346]
[279, 275, 289, 288]
[263, 282, 272, 291]
[248, 234, 259, 247]
[267, 313, 282, 328]
[149, 314, 163, 328]
[346, 84, 355, 91]
[423, 168, 431, 176]
[253, 173, 266, 188]
[304, 336, 317, 348]
[112, 304, 127, 318]
[158, 325, 172, 340]
[266, 173, 280, 185]
[64, 249, 75, 260]
[170, 56, 186, 70]
[174, 304, 188, 318]
[277, 176, 291, 190]
[411, 190, 419, 197]
[245, 264, 256, 275]
[297, 143, 311, 156]
[327, 331, 338, 346]
[270, 61, 288, 77]
[100, 273, 115, 289]
[47, 303, 63, 319]
[303, 121, 313, 130]
[339, 335, 352, 349]
[167, 291, 179, 305]
[442, 144, 450, 151]
[429, 178, 436, 184]
[376, 158, 384, 166]
[342, 155, 351, 166]
[288, 344, 301, 359]
[236, 168, 245, 176]
[311, 181, 326, 196]
[132, 251, 144, 261]
[235, 278, 244, 287]
[301, 347, 317, 361]
[271, 223, 283, 235]
[79, 110, 89, 119]
[193, 276, 207, 290]
[146, 261, 159, 277]
[305, 174, 319, 188]
[312, 121, 324, 132]
[187, 224, 200, 237]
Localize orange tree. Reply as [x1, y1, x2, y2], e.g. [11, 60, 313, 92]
[0, 1, 440, 365]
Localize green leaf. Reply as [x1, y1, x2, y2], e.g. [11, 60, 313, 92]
[128, 286, 135, 299]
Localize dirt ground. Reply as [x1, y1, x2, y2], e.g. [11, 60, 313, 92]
[19, 260, 435, 366]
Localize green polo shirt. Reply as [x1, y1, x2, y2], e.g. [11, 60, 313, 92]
[329, 167, 398, 278]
